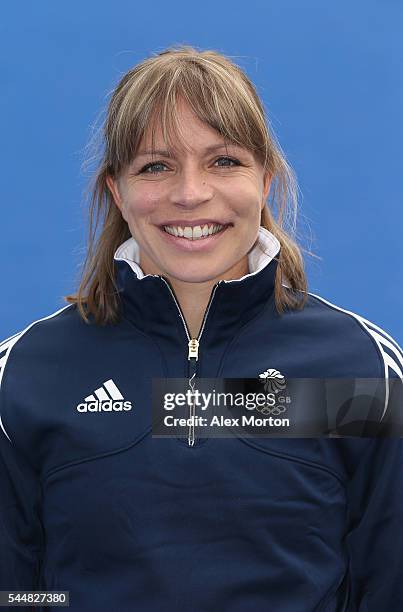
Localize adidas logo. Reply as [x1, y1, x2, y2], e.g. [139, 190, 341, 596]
[76, 379, 132, 412]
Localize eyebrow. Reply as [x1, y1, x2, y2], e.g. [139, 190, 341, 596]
[134, 143, 241, 158]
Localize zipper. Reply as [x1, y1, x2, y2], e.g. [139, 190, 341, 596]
[158, 276, 222, 446]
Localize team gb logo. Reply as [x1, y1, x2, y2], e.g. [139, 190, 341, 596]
[258, 368, 286, 393]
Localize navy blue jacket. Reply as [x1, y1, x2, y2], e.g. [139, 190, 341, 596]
[0, 226, 402, 611]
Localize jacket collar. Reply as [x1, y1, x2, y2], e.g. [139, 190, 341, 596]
[113, 226, 281, 344]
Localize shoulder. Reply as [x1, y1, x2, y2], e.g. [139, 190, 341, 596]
[0, 304, 77, 442]
[306, 290, 402, 379]
[0, 302, 76, 369]
[280, 285, 402, 379]
[0, 303, 78, 367]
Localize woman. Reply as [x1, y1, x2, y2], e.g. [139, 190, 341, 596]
[0, 45, 402, 611]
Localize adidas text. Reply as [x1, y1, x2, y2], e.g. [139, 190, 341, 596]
[77, 400, 132, 412]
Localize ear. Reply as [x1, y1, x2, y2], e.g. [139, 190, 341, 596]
[261, 171, 272, 210]
[106, 174, 123, 213]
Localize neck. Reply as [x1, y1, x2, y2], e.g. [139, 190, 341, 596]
[140, 256, 250, 339]
[168, 279, 217, 339]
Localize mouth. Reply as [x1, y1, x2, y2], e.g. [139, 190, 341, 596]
[157, 221, 232, 251]
[159, 221, 232, 241]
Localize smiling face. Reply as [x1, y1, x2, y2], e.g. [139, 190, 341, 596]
[106, 98, 272, 284]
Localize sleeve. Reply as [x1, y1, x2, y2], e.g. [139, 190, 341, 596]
[345, 436, 403, 610]
[380, 374, 403, 436]
[0, 344, 44, 606]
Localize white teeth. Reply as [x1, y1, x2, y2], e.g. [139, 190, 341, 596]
[163, 223, 226, 240]
[193, 226, 203, 239]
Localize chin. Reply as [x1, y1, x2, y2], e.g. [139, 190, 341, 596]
[165, 266, 222, 284]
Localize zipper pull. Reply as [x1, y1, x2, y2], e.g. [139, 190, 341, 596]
[188, 338, 199, 360]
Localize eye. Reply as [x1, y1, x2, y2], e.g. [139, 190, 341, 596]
[139, 161, 168, 175]
[214, 156, 241, 168]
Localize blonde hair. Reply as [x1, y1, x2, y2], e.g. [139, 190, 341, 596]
[65, 44, 311, 326]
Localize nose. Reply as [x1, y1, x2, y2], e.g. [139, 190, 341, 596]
[169, 163, 213, 209]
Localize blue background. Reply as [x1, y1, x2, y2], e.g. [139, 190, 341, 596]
[1, 0, 402, 345]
